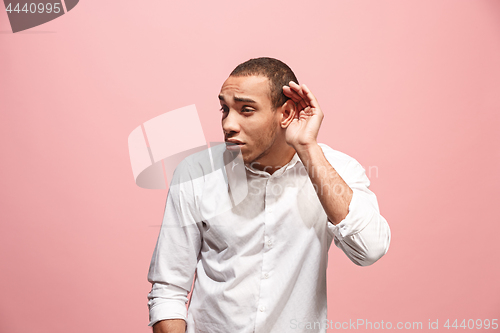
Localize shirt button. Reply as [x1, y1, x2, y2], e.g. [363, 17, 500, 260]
[259, 306, 266, 312]
[264, 273, 269, 279]
[267, 240, 273, 247]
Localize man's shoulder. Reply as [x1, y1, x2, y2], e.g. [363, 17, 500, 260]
[178, 144, 225, 170]
[170, 143, 230, 189]
[317, 143, 370, 186]
[317, 143, 361, 170]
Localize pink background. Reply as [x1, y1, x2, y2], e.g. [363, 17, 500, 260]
[1, 0, 499, 332]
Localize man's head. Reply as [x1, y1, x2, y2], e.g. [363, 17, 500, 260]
[229, 57, 299, 110]
[219, 57, 298, 172]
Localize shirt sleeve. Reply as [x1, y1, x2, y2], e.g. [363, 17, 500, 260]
[147, 162, 203, 326]
[326, 155, 391, 266]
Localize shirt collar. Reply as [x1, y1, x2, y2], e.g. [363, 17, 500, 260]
[223, 150, 302, 196]
[244, 152, 301, 177]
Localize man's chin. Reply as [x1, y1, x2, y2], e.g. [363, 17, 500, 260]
[243, 154, 264, 169]
[238, 151, 253, 166]
[224, 144, 249, 161]
[225, 144, 262, 167]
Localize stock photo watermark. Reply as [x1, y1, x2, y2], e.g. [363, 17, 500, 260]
[290, 318, 499, 330]
[3, 0, 79, 33]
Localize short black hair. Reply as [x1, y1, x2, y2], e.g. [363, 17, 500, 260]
[230, 57, 299, 110]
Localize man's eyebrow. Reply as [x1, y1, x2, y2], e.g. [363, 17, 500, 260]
[218, 94, 257, 104]
[234, 96, 257, 103]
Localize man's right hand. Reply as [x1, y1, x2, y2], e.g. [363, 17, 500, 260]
[152, 319, 186, 333]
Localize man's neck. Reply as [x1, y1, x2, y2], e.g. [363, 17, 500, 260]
[248, 145, 296, 175]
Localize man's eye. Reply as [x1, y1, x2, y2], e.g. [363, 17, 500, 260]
[220, 106, 228, 113]
[241, 108, 254, 113]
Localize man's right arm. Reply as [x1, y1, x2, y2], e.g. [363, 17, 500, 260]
[147, 162, 202, 330]
[152, 319, 186, 333]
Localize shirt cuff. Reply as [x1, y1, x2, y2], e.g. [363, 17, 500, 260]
[328, 189, 375, 240]
[148, 300, 187, 327]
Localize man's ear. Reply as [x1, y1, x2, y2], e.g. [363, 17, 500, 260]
[279, 99, 296, 128]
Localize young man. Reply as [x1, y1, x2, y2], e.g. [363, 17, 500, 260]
[147, 57, 391, 333]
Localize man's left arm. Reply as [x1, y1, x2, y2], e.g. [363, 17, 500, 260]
[284, 82, 390, 266]
[298, 142, 391, 266]
[294, 143, 353, 225]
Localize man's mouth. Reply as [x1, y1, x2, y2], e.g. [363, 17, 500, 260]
[225, 140, 245, 150]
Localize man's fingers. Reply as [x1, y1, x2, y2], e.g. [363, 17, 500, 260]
[301, 84, 320, 109]
[283, 86, 307, 109]
[285, 83, 308, 110]
[284, 81, 320, 112]
[289, 81, 314, 109]
[283, 86, 300, 100]
[288, 82, 308, 102]
[283, 84, 303, 101]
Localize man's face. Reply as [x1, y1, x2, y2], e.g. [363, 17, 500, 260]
[219, 75, 281, 166]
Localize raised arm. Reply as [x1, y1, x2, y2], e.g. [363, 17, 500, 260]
[283, 82, 390, 265]
[283, 81, 352, 224]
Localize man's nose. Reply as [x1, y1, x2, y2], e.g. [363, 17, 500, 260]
[222, 109, 240, 135]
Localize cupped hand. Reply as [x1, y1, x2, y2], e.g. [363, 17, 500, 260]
[283, 81, 324, 150]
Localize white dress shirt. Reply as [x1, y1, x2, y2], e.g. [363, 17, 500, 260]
[147, 143, 391, 332]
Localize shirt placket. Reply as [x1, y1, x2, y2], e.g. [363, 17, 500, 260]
[254, 173, 277, 332]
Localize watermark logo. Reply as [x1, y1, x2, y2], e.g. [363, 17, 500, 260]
[128, 104, 209, 190]
[128, 105, 249, 223]
[3, 0, 79, 33]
